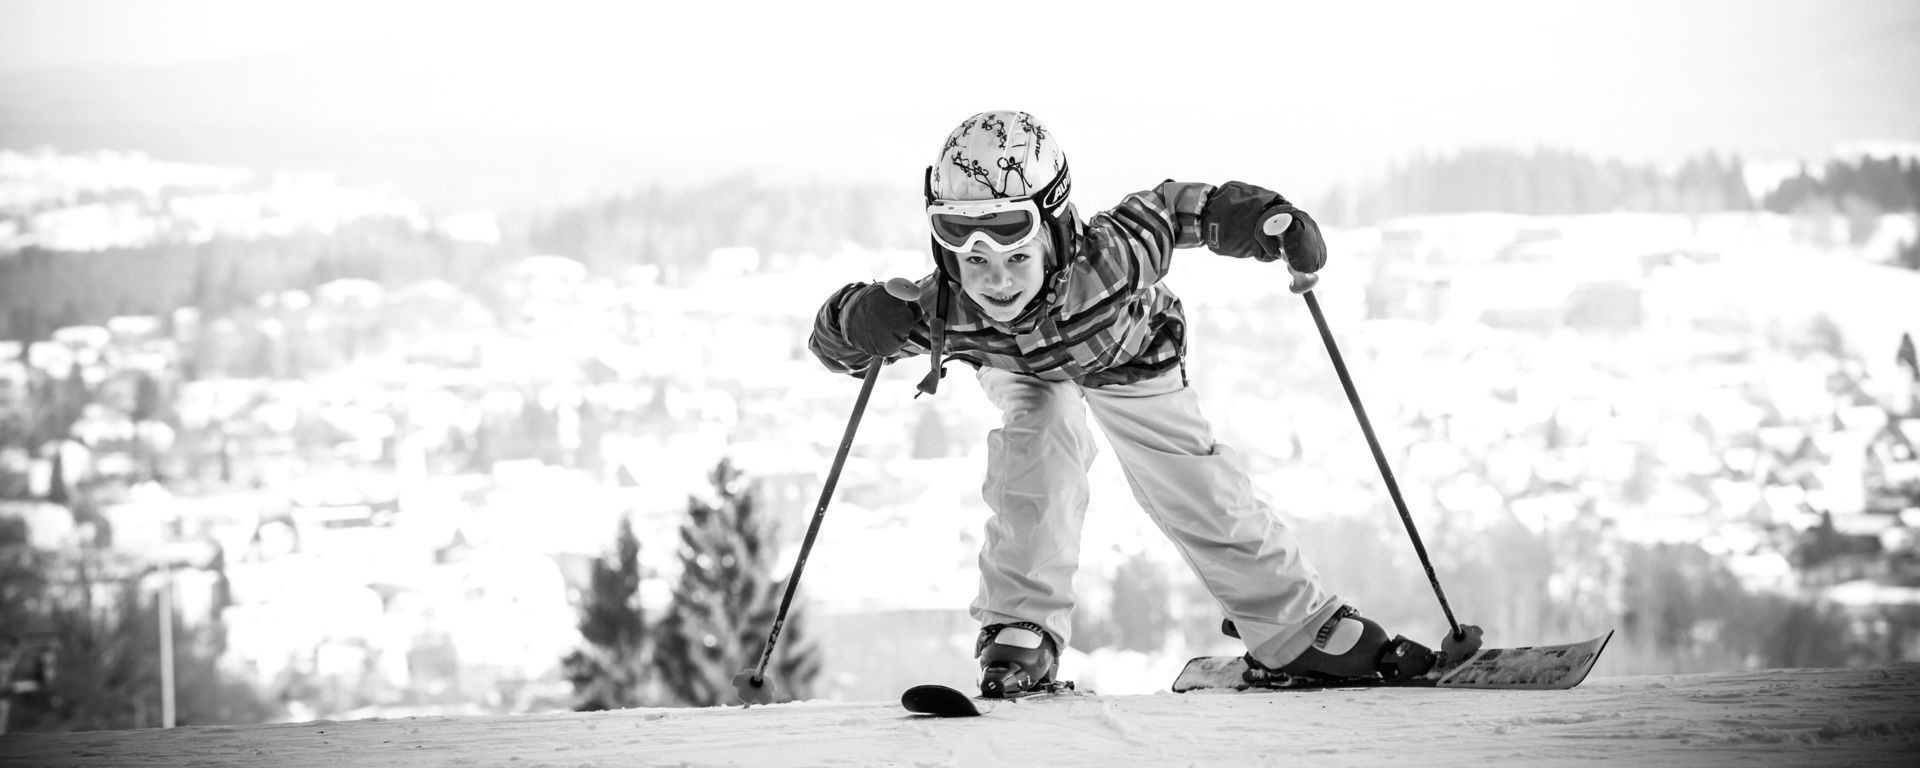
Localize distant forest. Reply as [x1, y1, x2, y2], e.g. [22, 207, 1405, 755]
[0, 220, 511, 342]
[1761, 155, 1920, 216]
[520, 179, 922, 278]
[4, 149, 1917, 341]
[1327, 149, 1920, 223]
[0, 182, 921, 340]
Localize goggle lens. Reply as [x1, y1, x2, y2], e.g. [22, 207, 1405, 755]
[930, 208, 1038, 251]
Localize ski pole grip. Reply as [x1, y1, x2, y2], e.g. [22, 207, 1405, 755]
[884, 277, 923, 302]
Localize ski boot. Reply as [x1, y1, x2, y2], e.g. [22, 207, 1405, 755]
[975, 621, 1059, 698]
[1226, 606, 1458, 684]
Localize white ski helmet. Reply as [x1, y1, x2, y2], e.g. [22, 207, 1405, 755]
[928, 110, 1069, 203]
[924, 110, 1074, 271]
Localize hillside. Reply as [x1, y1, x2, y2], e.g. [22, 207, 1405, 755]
[3, 666, 1917, 767]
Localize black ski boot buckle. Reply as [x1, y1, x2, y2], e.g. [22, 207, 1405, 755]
[1377, 635, 1439, 681]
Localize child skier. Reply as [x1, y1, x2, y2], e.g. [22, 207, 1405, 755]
[809, 110, 1471, 697]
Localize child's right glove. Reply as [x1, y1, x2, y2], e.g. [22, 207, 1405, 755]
[841, 282, 921, 357]
[1201, 180, 1327, 274]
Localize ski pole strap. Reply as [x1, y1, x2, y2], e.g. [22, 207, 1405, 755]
[917, 281, 950, 397]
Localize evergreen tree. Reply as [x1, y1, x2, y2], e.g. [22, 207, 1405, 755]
[654, 458, 819, 706]
[564, 514, 655, 710]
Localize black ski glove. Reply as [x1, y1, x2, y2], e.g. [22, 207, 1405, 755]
[1201, 180, 1328, 273]
[842, 282, 921, 357]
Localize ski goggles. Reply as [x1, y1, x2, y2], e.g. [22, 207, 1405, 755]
[926, 197, 1043, 253]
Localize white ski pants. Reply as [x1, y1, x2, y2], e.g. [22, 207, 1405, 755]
[971, 366, 1344, 668]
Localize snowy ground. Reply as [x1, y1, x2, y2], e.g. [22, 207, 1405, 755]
[4, 666, 1918, 767]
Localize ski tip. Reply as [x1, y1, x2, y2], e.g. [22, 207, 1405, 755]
[1583, 628, 1616, 676]
[1555, 629, 1614, 689]
[901, 684, 988, 717]
[1439, 631, 1615, 690]
[901, 681, 1085, 715]
[1172, 656, 1251, 693]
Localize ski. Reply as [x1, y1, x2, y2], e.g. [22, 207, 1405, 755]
[901, 681, 1083, 717]
[1172, 630, 1612, 693]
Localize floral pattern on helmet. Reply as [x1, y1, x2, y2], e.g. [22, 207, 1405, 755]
[930, 110, 1067, 203]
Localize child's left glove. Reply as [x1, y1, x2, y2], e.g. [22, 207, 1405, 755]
[1201, 181, 1327, 273]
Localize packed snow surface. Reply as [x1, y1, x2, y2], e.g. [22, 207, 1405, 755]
[5, 666, 1918, 767]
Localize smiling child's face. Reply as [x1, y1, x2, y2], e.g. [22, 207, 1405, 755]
[952, 226, 1050, 322]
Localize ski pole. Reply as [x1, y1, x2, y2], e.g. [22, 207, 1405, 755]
[1292, 270, 1466, 640]
[733, 278, 921, 706]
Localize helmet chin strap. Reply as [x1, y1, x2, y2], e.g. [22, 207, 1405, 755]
[1046, 203, 1078, 272]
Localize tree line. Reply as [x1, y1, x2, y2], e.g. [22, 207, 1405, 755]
[0, 178, 921, 342]
[10, 150, 1918, 342]
[519, 177, 920, 280]
[1329, 148, 1920, 219]
[1321, 148, 1920, 269]
[0, 219, 511, 342]
[1763, 155, 1920, 268]
[1328, 147, 1757, 222]
[1762, 154, 1920, 215]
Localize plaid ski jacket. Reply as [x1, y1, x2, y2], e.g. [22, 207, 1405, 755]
[811, 180, 1238, 389]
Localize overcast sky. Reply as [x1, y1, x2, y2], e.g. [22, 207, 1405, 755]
[2, 0, 1916, 208]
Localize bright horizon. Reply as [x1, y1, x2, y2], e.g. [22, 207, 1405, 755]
[2, 0, 1917, 210]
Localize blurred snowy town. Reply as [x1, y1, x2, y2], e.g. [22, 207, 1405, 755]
[2, 147, 1919, 727]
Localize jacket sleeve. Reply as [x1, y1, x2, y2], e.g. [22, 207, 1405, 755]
[1084, 181, 1214, 291]
[807, 280, 934, 377]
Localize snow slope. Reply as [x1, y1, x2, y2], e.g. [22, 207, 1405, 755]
[4, 666, 1918, 767]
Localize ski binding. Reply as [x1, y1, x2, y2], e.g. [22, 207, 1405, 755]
[1172, 630, 1612, 693]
